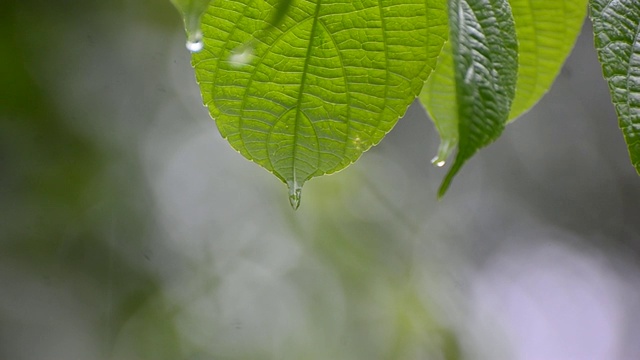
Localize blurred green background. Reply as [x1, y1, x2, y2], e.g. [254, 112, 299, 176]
[2, 0, 640, 359]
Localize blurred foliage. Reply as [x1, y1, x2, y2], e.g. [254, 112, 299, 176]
[2, 1, 640, 359]
[0, 0, 181, 358]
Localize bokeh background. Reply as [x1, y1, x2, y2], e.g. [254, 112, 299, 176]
[2, 0, 640, 359]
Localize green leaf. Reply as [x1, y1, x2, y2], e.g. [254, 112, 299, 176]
[591, 0, 640, 174]
[509, 0, 588, 120]
[192, 0, 448, 208]
[421, 0, 518, 197]
[420, 0, 587, 192]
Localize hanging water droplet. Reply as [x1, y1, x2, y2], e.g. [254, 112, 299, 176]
[287, 180, 302, 210]
[171, 0, 210, 52]
[186, 30, 204, 52]
[431, 156, 446, 167]
[431, 139, 455, 168]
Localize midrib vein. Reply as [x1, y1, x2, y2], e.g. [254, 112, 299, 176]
[291, 0, 322, 184]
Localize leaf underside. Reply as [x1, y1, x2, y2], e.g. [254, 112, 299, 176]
[420, 0, 588, 194]
[420, 41, 457, 165]
[508, 0, 588, 120]
[591, 0, 640, 174]
[193, 0, 448, 192]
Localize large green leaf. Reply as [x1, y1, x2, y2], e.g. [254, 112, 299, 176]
[421, 0, 518, 196]
[591, 0, 640, 174]
[192, 0, 447, 208]
[420, 0, 587, 190]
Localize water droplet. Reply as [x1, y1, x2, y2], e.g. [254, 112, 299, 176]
[186, 30, 203, 52]
[431, 140, 455, 168]
[431, 156, 446, 167]
[287, 180, 302, 210]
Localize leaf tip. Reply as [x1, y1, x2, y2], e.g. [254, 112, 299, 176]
[437, 179, 451, 200]
[431, 138, 456, 168]
[437, 160, 464, 199]
[287, 180, 303, 210]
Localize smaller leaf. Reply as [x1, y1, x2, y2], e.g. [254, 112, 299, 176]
[591, 0, 640, 174]
[421, 0, 588, 192]
[423, 0, 518, 196]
